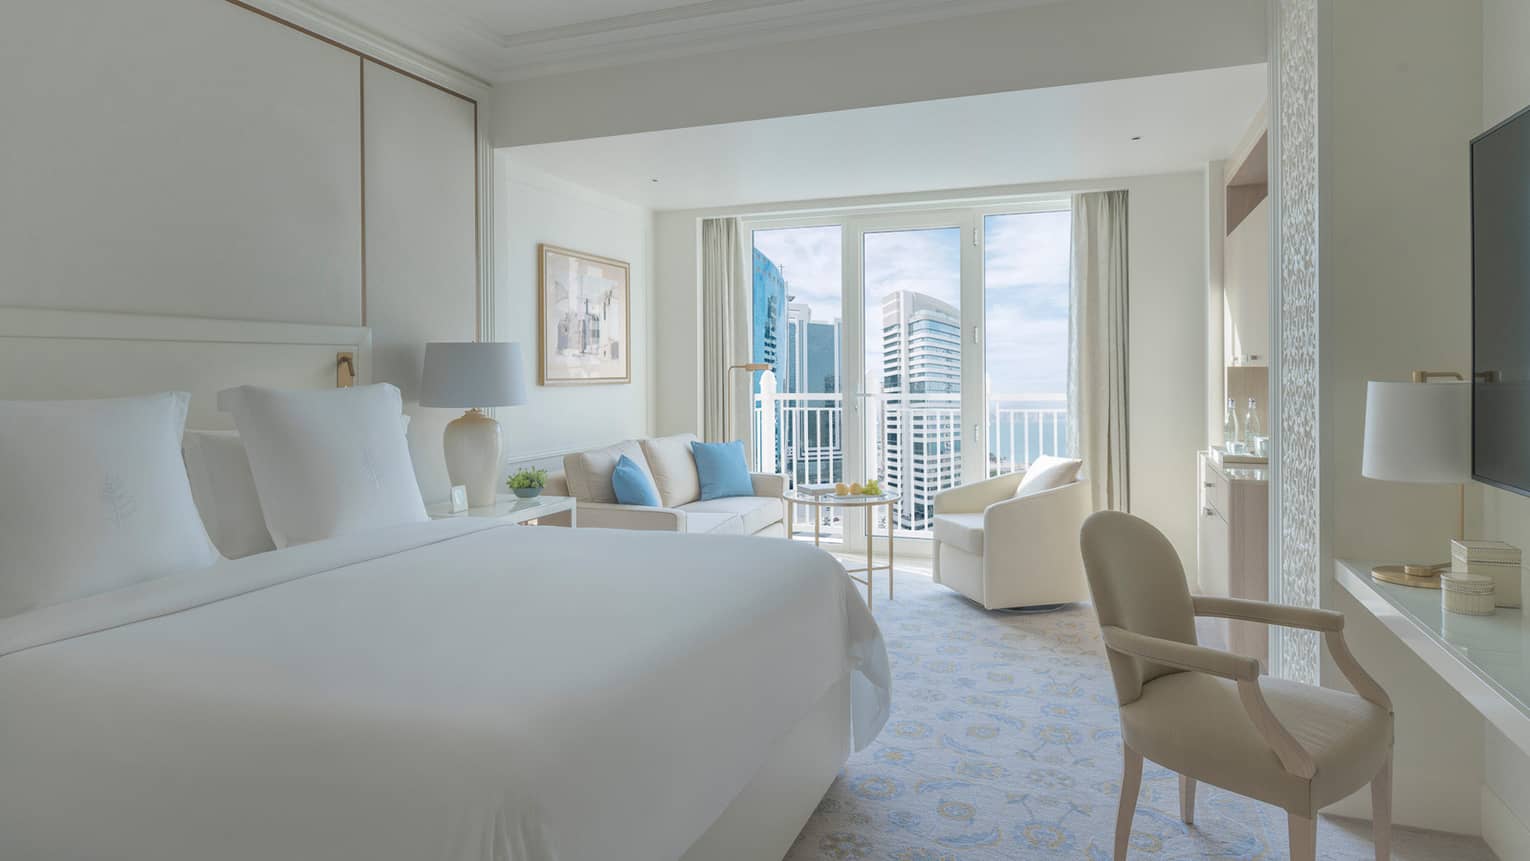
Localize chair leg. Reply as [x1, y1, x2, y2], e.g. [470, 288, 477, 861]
[1179, 774, 1196, 825]
[1372, 751, 1393, 861]
[1115, 745, 1143, 861]
[1288, 814, 1317, 861]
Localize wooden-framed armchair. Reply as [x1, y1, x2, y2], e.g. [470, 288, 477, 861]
[1079, 510, 1393, 861]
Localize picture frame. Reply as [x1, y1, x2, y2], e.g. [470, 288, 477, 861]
[537, 244, 631, 386]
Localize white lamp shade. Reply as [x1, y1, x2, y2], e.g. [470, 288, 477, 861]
[419, 342, 527, 408]
[1361, 380, 1469, 484]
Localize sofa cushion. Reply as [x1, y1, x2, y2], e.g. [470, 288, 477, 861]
[564, 440, 652, 504]
[683, 512, 746, 535]
[679, 496, 784, 536]
[691, 440, 754, 499]
[640, 433, 702, 507]
[933, 513, 984, 554]
[1014, 455, 1083, 498]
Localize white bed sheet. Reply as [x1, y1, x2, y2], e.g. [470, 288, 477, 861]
[0, 520, 889, 861]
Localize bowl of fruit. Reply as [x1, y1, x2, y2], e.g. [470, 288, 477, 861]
[833, 479, 884, 498]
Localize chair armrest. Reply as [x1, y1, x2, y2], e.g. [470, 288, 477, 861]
[1101, 626, 1259, 682]
[750, 472, 788, 498]
[1104, 625, 1317, 778]
[1192, 596, 1344, 633]
[934, 472, 1024, 514]
[576, 502, 685, 532]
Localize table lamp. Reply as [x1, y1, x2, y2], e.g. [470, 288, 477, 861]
[1361, 372, 1469, 587]
[420, 342, 527, 507]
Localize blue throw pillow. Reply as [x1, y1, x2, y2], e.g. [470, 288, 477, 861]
[691, 440, 754, 500]
[611, 454, 661, 507]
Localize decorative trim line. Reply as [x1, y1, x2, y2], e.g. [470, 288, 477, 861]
[491, 0, 1047, 81]
[225, 0, 491, 97]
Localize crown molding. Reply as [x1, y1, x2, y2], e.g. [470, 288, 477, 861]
[229, 0, 495, 99]
[493, 0, 1060, 81]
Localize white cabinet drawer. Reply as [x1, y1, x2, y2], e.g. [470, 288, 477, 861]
[1200, 456, 1230, 519]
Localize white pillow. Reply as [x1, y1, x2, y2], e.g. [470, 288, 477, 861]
[1014, 455, 1083, 498]
[182, 415, 414, 559]
[219, 384, 427, 548]
[640, 433, 702, 507]
[0, 392, 219, 618]
[182, 430, 274, 560]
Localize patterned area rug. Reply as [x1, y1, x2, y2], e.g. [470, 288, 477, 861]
[785, 569, 1495, 861]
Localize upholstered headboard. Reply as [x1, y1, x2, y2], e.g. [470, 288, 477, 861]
[0, 307, 371, 429]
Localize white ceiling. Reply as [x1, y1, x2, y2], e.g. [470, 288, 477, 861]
[300, 0, 1070, 81]
[504, 64, 1267, 211]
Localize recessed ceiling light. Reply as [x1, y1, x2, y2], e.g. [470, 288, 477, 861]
[650, 178, 659, 183]
[1130, 135, 1143, 141]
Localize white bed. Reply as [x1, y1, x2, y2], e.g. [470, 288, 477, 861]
[0, 308, 890, 861]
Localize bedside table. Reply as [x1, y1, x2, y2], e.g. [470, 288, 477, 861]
[426, 494, 577, 527]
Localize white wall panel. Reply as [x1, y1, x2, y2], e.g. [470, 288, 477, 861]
[0, 0, 362, 324]
[362, 60, 479, 504]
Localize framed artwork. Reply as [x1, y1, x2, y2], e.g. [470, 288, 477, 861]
[538, 244, 631, 386]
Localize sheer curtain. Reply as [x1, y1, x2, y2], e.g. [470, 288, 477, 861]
[1067, 190, 1130, 511]
[701, 217, 747, 442]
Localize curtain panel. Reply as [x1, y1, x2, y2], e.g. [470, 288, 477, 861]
[1067, 190, 1130, 511]
[700, 218, 747, 442]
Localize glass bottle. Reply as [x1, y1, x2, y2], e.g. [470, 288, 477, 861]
[1245, 397, 1262, 441]
[1223, 397, 1241, 451]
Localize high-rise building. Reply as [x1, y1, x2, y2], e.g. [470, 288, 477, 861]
[750, 248, 788, 392]
[784, 303, 843, 483]
[879, 290, 961, 530]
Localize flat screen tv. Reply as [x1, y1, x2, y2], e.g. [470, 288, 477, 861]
[1473, 104, 1530, 496]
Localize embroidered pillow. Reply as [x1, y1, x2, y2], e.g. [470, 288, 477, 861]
[219, 383, 426, 548]
[0, 392, 219, 618]
[611, 454, 662, 507]
[690, 440, 755, 500]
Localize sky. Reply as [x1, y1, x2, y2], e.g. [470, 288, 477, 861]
[751, 211, 1071, 398]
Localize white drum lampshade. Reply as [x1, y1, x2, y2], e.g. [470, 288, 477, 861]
[420, 342, 527, 507]
[1361, 378, 1469, 584]
[1361, 380, 1469, 484]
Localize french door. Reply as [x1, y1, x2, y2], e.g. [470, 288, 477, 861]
[746, 200, 1072, 546]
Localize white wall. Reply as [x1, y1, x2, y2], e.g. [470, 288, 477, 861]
[490, 0, 1265, 147]
[0, 0, 363, 324]
[0, 0, 486, 504]
[364, 61, 480, 504]
[493, 157, 655, 474]
[1476, 0, 1530, 854]
[1314, 0, 1487, 835]
[653, 173, 1208, 578]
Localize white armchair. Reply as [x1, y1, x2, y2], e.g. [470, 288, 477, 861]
[931, 471, 1093, 609]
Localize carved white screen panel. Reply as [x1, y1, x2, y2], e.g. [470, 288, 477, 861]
[1273, 0, 1322, 685]
[0, 0, 363, 325]
[0, 308, 371, 430]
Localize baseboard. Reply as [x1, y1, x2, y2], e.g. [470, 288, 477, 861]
[1483, 783, 1530, 861]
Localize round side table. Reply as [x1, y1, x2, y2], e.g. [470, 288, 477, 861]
[782, 490, 897, 610]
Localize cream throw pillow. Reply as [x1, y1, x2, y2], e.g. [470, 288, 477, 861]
[564, 440, 654, 504]
[640, 434, 703, 507]
[1014, 455, 1083, 498]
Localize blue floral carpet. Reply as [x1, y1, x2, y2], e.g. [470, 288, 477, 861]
[785, 569, 1494, 861]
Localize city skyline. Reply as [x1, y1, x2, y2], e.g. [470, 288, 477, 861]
[750, 212, 1071, 397]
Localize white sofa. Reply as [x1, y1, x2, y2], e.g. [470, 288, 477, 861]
[931, 471, 1093, 609]
[545, 434, 787, 536]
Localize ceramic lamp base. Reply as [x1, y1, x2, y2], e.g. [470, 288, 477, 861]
[443, 408, 501, 507]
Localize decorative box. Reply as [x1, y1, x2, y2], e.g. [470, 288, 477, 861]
[1441, 572, 1496, 616]
[1451, 539, 1522, 608]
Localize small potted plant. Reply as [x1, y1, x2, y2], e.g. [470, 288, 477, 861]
[507, 467, 548, 499]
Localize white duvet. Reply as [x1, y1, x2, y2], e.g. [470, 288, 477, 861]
[0, 521, 889, 861]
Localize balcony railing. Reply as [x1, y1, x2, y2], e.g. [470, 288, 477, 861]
[752, 379, 1067, 538]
